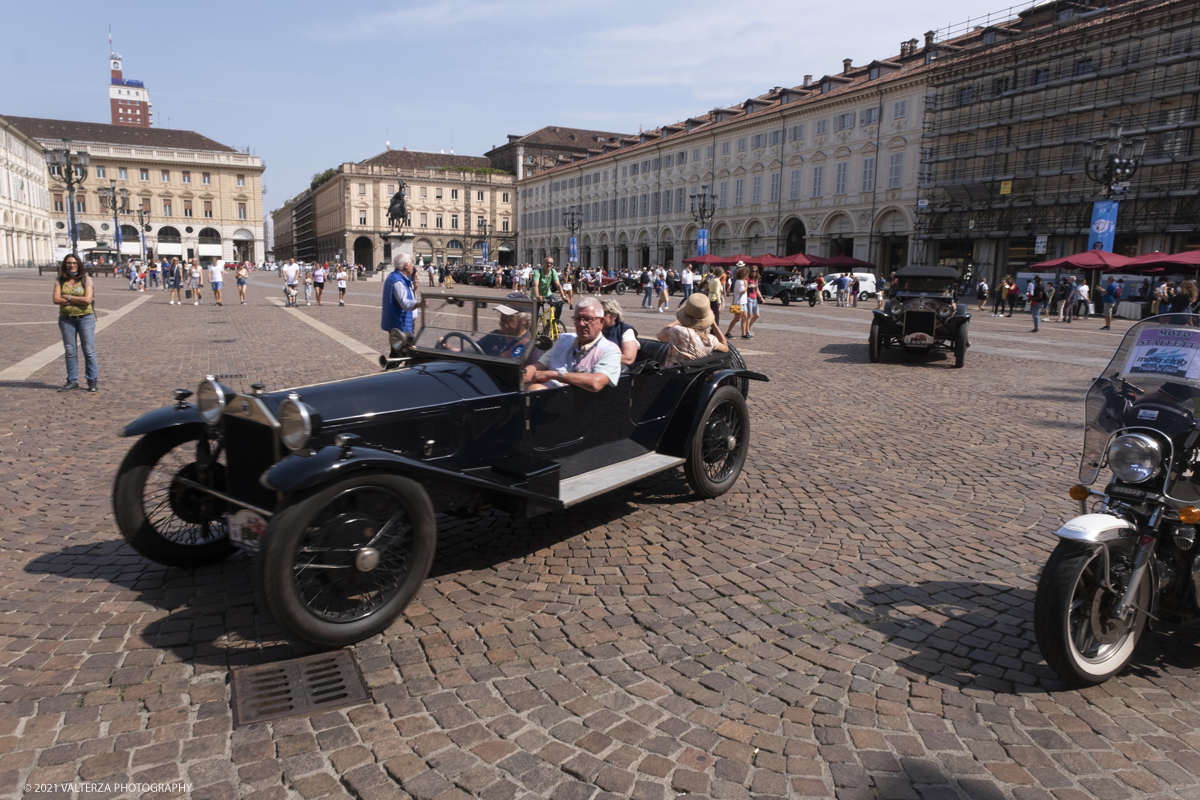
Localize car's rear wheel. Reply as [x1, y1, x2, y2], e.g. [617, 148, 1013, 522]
[955, 324, 967, 368]
[685, 386, 750, 499]
[869, 319, 882, 363]
[808, 292, 817, 307]
[615, 283, 627, 295]
[113, 424, 234, 568]
[258, 472, 436, 647]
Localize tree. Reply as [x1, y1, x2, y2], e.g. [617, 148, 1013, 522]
[311, 168, 338, 190]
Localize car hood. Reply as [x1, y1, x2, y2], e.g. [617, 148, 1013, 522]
[264, 361, 514, 423]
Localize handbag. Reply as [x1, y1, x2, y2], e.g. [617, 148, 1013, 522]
[185, 288, 193, 299]
[730, 304, 742, 313]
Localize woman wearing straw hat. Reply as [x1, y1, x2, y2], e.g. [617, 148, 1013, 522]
[658, 293, 729, 368]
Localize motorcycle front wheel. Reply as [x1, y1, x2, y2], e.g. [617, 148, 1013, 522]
[1034, 539, 1149, 686]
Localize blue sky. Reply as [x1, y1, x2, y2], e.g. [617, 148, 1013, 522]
[4, 0, 1024, 215]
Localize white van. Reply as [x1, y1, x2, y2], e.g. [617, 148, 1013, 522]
[821, 272, 878, 301]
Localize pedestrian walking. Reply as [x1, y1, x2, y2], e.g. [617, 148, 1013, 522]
[876, 274, 889, 310]
[746, 266, 763, 338]
[655, 273, 669, 313]
[1100, 276, 1119, 329]
[1006, 279, 1019, 316]
[1061, 277, 1077, 323]
[208, 260, 224, 306]
[382, 252, 419, 336]
[188, 258, 204, 305]
[236, 262, 249, 305]
[53, 254, 98, 392]
[146, 261, 159, 290]
[1029, 276, 1046, 332]
[725, 266, 749, 338]
[313, 263, 327, 306]
[976, 278, 988, 311]
[681, 265, 695, 300]
[992, 276, 1008, 316]
[641, 268, 654, 308]
[706, 267, 724, 327]
[336, 265, 348, 305]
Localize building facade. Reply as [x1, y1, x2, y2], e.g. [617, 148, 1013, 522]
[485, 127, 631, 181]
[273, 150, 516, 268]
[915, 0, 1200, 283]
[108, 53, 152, 129]
[0, 116, 53, 268]
[517, 61, 932, 274]
[7, 117, 264, 264]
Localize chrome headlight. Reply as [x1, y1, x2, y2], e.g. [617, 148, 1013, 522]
[278, 393, 315, 452]
[889, 300, 904, 316]
[1107, 433, 1163, 484]
[936, 304, 953, 319]
[197, 377, 229, 425]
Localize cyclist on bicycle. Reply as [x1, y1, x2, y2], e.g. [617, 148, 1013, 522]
[532, 257, 562, 305]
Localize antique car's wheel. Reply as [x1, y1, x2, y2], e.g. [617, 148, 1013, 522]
[954, 325, 967, 368]
[808, 293, 817, 307]
[685, 386, 750, 498]
[112, 424, 234, 568]
[615, 283, 627, 295]
[779, 292, 791, 306]
[869, 319, 882, 363]
[259, 473, 436, 647]
[1034, 539, 1148, 686]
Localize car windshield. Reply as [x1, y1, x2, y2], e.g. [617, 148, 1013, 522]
[897, 278, 954, 295]
[1081, 314, 1200, 489]
[416, 292, 535, 364]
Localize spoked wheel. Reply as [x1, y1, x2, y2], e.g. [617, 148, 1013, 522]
[808, 293, 817, 307]
[954, 324, 967, 368]
[685, 386, 750, 498]
[113, 424, 234, 567]
[259, 473, 435, 647]
[615, 283, 627, 295]
[780, 293, 791, 306]
[1034, 539, 1149, 686]
[869, 319, 882, 363]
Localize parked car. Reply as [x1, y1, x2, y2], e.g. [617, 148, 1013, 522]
[869, 266, 970, 368]
[758, 269, 809, 306]
[112, 292, 766, 647]
[822, 272, 878, 301]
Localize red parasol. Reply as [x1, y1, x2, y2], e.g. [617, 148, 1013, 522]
[820, 255, 876, 270]
[1034, 250, 1135, 271]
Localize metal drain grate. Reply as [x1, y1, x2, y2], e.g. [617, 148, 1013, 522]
[230, 650, 369, 727]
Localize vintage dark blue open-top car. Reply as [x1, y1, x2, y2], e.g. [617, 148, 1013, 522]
[869, 265, 970, 368]
[112, 292, 766, 646]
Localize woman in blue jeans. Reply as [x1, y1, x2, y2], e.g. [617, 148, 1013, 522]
[53, 254, 99, 392]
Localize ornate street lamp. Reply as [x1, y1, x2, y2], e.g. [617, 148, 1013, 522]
[689, 184, 717, 256]
[44, 139, 90, 257]
[98, 179, 130, 270]
[1084, 122, 1147, 199]
[562, 206, 582, 267]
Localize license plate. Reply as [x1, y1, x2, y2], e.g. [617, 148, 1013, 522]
[227, 509, 268, 552]
[904, 332, 932, 345]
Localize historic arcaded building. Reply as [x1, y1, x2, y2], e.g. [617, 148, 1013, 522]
[0, 115, 53, 268]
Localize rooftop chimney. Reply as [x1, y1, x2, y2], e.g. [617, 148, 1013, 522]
[924, 30, 935, 49]
[843, 59, 853, 74]
[803, 75, 812, 86]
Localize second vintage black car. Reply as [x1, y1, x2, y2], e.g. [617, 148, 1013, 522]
[869, 266, 970, 368]
[112, 292, 766, 647]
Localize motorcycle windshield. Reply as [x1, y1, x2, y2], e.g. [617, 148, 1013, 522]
[1081, 314, 1200, 484]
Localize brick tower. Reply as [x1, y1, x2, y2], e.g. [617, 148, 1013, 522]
[108, 53, 152, 128]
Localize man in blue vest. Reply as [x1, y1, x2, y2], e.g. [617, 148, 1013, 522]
[382, 252, 420, 336]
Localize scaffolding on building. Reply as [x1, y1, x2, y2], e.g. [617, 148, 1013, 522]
[914, 0, 1200, 280]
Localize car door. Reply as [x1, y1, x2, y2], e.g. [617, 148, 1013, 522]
[525, 385, 596, 453]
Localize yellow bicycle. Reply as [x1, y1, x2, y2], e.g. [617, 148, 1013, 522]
[537, 296, 566, 342]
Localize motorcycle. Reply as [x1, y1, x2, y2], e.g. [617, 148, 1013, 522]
[1035, 314, 1200, 685]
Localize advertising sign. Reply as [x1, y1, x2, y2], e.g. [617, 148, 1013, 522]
[1035, 235, 1048, 255]
[697, 228, 709, 256]
[1089, 201, 1120, 252]
[1123, 327, 1200, 381]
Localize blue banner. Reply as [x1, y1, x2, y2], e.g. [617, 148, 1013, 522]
[1089, 201, 1119, 253]
[115, 223, 123, 249]
[697, 228, 709, 256]
[67, 195, 78, 248]
[569, 236, 578, 263]
[482, 242, 489, 262]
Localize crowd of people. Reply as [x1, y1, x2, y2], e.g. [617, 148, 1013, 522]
[974, 274, 1199, 332]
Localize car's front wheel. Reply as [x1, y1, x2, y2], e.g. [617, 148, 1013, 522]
[258, 472, 436, 647]
[615, 283, 627, 295]
[112, 425, 234, 568]
[685, 386, 750, 498]
[869, 319, 882, 363]
[808, 292, 817, 307]
[779, 292, 791, 306]
[954, 324, 967, 368]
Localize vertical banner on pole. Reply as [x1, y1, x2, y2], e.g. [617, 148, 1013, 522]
[67, 196, 78, 251]
[1089, 201, 1119, 253]
[482, 242, 489, 262]
[697, 228, 709, 256]
[569, 236, 578, 264]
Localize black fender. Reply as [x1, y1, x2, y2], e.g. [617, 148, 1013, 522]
[119, 404, 205, 438]
[657, 369, 767, 458]
[264, 444, 561, 507]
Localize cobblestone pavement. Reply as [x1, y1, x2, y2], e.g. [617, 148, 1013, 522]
[4, 268, 1199, 800]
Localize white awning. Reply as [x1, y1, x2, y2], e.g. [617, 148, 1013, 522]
[198, 244, 223, 256]
[498, 244, 514, 251]
[157, 243, 182, 255]
[120, 242, 141, 255]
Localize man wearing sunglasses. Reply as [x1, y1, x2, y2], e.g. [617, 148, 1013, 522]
[523, 296, 621, 392]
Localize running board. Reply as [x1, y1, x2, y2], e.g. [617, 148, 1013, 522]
[559, 452, 685, 508]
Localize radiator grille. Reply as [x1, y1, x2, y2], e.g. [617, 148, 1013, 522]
[223, 414, 280, 512]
